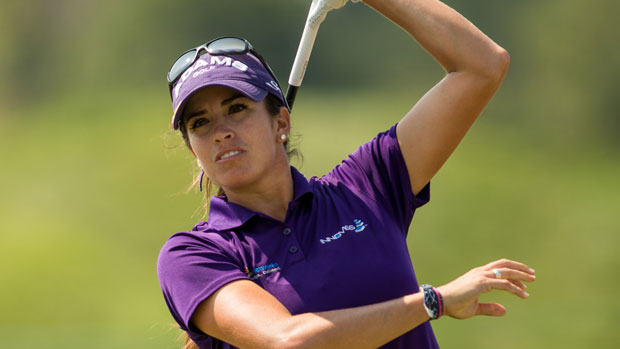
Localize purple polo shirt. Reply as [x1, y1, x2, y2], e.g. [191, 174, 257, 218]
[157, 125, 438, 348]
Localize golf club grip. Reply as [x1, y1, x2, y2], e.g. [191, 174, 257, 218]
[288, 0, 347, 110]
[288, 20, 320, 88]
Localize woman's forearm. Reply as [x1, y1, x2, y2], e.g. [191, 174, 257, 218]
[362, 0, 509, 77]
[278, 292, 428, 349]
[194, 260, 534, 348]
[193, 280, 429, 349]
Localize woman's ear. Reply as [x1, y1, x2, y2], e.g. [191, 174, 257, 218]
[274, 106, 291, 142]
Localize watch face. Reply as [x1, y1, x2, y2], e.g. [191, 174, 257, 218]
[422, 285, 441, 320]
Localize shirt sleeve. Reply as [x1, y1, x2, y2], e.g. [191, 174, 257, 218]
[323, 124, 430, 233]
[156, 231, 249, 332]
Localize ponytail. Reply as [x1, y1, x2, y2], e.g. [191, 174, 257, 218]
[181, 331, 199, 349]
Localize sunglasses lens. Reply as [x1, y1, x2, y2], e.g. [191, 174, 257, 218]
[207, 37, 247, 54]
[168, 50, 197, 83]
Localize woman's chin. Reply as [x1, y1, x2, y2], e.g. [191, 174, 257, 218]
[212, 162, 284, 194]
[213, 173, 258, 192]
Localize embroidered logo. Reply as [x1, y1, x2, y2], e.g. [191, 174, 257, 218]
[265, 80, 280, 91]
[245, 263, 281, 280]
[319, 219, 367, 244]
[174, 56, 249, 98]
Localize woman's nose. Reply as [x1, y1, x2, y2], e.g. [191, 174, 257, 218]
[212, 118, 234, 143]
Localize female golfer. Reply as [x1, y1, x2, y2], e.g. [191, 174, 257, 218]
[158, 0, 536, 348]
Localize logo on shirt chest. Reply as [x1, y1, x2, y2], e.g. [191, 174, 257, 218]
[245, 263, 281, 280]
[319, 219, 367, 244]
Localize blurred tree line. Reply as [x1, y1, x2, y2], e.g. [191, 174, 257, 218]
[1, 0, 618, 144]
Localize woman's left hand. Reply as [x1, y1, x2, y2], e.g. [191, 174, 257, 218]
[437, 259, 536, 319]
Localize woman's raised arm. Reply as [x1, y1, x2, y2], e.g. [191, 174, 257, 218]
[363, 0, 510, 195]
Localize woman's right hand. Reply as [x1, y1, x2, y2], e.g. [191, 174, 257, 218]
[437, 259, 536, 319]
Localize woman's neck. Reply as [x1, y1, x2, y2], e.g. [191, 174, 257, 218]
[223, 163, 294, 222]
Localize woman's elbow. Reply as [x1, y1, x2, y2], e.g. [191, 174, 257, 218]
[272, 324, 322, 349]
[485, 47, 511, 84]
[272, 334, 306, 349]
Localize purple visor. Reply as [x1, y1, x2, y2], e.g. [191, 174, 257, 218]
[170, 52, 287, 130]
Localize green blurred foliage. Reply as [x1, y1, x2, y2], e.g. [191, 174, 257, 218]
[2, 0, 619, 144]
[1, 0, 619, 348]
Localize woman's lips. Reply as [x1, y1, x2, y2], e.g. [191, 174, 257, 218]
[216, 149, 244, 162]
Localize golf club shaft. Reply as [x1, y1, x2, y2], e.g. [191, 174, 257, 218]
[287, 0, 347, 109]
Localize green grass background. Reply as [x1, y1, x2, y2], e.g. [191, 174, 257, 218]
[1, 85, 618, 348]
[2, 0, 620, 346]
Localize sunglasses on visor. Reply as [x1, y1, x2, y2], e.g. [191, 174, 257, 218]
[167, 37, 288, 109]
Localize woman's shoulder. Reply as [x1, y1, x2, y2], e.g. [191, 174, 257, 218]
[157, 221, 243, 281]
[160, 221, 234, 254]
[315, 125, 400, 186]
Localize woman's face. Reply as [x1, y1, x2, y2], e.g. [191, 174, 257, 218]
[182, 85, 290, 192]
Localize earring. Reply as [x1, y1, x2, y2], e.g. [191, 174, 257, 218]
[280, 134, 287, 141]
[199, 170, 205, 192]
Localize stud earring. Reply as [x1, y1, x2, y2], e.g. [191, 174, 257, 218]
[280, 134, 287, 141]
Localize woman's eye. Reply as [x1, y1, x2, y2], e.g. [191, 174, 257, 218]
[229, 103, 247, 114]
[190, 118, 209, 129]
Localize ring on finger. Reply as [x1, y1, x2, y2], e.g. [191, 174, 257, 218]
[492, 268, 502, 279]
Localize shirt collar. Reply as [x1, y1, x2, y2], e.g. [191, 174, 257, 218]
[291, 166, 313, 201]
[200, 166, 314, 231]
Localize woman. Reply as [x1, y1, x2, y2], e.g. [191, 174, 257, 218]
[157, 0, 536, 348]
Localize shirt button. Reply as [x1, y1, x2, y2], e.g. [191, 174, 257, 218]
[283, 228, 292, 236]
[289, 246, 298, 254]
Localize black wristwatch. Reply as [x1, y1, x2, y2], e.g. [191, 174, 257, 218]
[420, 284, 443, 320]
